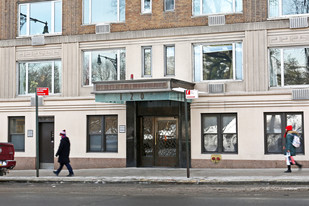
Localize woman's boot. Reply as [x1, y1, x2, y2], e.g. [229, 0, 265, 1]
[284, 165, 292, 173]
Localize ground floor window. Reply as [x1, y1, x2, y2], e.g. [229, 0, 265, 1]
[8, 117, 25, 152]
[265, 112, 304, 154]
[87, 115, 118, 152]
[201, 113, 237, 153]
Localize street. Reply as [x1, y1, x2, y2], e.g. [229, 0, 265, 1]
[0, 183, 309, 206]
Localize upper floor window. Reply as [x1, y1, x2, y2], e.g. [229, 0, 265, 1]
[269, 0, 309, 17]
[18, 61, 62, 95]
[9, 117, 25, 152]
[164, 0, 175, 12]
[83, 49, 126, 86]
[83, 0, 125, 24]
[269, 47, 309, 87]
[165, 45, 175, 76]
[142, 0, 152, 13]
[193, 0, 243, 16]
[142, 47, 152, 77]
[19, 1, 62, 36]
[194, 42, 243, 82]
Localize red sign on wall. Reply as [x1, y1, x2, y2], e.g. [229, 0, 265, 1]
[36, 87, 49, 96]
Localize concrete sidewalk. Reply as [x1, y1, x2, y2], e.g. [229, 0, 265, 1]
[1, 168, 309, 185]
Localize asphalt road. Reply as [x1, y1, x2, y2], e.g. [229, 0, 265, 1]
[1, 183, 309, 206]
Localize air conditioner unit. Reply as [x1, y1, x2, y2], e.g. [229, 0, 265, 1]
[96, 24, 110, 34]
[209, 83, 225, 94]
[208, 15, 225, 26]
[31, 35, 45, 46]
[290, 17, 308, 28]
[292, 89, 309, 100]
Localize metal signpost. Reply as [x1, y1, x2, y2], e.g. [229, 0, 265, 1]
[35, 87, 49, 177]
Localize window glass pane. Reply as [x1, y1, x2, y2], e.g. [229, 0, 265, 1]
[105, 116, 118, 134]
[30, 2, 51, 35]
[120, 0, 126, 21]
[9, 117, 25, 151]
[194, 45, 202, 82]
[287, 114, 302, 133]
[222, 115, 236, 133]
[92, 0, 117, 23]
[203, 44, 233, 80]
[165, 46, 175, 75]
[54, 1, 62, 33]
[283, 48, 309, 86]
[143, 0, 151, 12]
[235, 42, 243, 80]
[193, 0, 200, 15]
[203, 0, 233, 14]
[165, 0, 174, 11]
[204, 134, 218, 151]
[54, 61, 62, 93]
[269, 48, 281, 87]
[92, 51, 118, 82]
[120, 50, 126, 80]
[267, 134, 282, 153]
[203, 116, 217, 133]
[20, 5, 27, 35]
[83, 52, 90, 85]
[143, 48, 152, 76]
[223, 134, 237, 152]
[19, 63, 26, 95]
[269, 0, 279, 17]
[28, 62, 52, 94]
[11, 135, 25, 151]
[266, 114, 281, 133]
[83, 0, 90, 24]
[106, 134, 118, 152]
[282, 0, 309, 15]
[235, 0, 243, 12]
[89, 134, 102, 152]
[88, 116, 102, 134]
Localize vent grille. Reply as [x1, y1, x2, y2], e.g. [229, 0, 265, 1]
[290, 17, 308, 28]
[292, 89, 309, 100]
[208, 15, 225, 26]
[31, 35, 45, 46]
[96, 24, 110, 34]
[209, 83, 225, 94]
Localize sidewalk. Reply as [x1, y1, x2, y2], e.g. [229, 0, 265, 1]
[1, 168, 309, 185]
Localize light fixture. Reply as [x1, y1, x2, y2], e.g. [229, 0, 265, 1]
[97, 54, 118, 70]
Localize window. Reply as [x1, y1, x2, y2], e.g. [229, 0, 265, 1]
[265, 112, 304, 154]
[164, 0, 175, 11]
[194, 42, 243, 82]
[269, 47, 309, 87]
[83, 0, 125, 24]
[83, 49, 126, 86]
[142, 0, 152, 13]
[165, 45, 175, 76]
[9, 117, 25, 152]
[87, 115, 118, 152]
[142, 47, 152, 77]
[202, 114, 238, 153]
[269, 0, 309, 17]
[193, 0, 242, 16]
[19, 1, 62, 36]
[18, 61, 62, 95]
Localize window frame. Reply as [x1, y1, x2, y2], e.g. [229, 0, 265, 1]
[201, 113, 238, 154]
[18, 0, 62, 37]
[268, 0, 309, 18]
[193, 42, 243, 82]
[8, 116, 25, 152]
[264, 112, 304, 154]
[141, 0, 152, 14]
[83, 0, 125, 24]
[142, 46, 152, 77]
[164, 0, 175, 12]
[87, 115, 118, 153]
[164, 45, 175, 76]
[193, 0, 242, 16]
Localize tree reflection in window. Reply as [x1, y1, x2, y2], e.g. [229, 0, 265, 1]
[269, 0, 309, 17]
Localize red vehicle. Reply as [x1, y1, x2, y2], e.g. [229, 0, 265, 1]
[0, 143, 16, 176]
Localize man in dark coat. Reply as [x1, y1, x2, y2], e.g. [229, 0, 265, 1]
[53, 130, 74, 176]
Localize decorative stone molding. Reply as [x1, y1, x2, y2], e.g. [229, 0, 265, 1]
[16, 46, 62, 61]
[268, 31, 309, 47]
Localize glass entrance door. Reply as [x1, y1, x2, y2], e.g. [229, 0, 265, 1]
[140, 117, 178, 167]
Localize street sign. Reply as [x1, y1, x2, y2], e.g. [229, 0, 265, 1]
[185, 90, 198, 99]
[36, 87, 49, 96]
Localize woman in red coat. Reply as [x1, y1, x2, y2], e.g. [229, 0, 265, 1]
[53, 130, 74, 176]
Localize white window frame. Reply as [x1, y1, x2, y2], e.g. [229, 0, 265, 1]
[268, 0, 309, 18]
[18, 1, 62, 36]
[83, 0, 125, 24]
[193, 0, 241, 16]
[141, 0, 152, 14]
[164, 45, 175, 76]
[164, 0, 175, 12]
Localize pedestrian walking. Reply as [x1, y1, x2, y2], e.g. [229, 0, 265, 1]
[53, 130, 74, 176]
[283, 125, 302, 173]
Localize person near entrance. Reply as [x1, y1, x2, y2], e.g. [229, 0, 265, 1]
[53, 130, 74, 177]
[283, 125, 302, 173]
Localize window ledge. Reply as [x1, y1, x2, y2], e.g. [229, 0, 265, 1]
[17, 33, 62, 39]
[191, 12, 243, 18]
[267, 14, 309, 21]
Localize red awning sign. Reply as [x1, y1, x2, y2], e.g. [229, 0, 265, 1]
[36, 87, 49, 96]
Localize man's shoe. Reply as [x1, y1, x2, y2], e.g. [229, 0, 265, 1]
[284, 170, 292, 173]
[67, 173, 74, 177]
[298, 164, 303, 171]
[53, 171, 59, 176]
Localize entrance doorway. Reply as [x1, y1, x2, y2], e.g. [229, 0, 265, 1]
[140, 117, 178, 167]
[39, 118, 54, 169]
